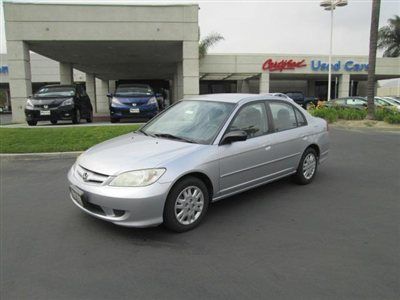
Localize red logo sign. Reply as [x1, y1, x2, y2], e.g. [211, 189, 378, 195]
[262, 59, 307, 72]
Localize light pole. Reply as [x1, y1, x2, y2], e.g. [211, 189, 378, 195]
[320, 0, 348, 101]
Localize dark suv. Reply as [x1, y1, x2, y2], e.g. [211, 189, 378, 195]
[25, 84, 93, 126]
[284, 91, 318, 109]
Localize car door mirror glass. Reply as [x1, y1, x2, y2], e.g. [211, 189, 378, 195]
[221, 130, 247, 145]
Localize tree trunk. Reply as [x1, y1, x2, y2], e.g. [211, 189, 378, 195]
[366, 0, 381, 120]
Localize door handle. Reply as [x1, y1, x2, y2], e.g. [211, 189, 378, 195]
[265, 145, 271, 151]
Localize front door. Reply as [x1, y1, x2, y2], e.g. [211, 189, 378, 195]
[218, 102, 273, 197]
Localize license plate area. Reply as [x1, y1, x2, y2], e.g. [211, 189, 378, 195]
[40, 110, 51, 116]
[129, 108, 140, 113]
[70, 185, 84, 206]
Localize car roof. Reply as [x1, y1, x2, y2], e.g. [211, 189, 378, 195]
[184, 93, 293, 104]
[117, 83, 151, 88]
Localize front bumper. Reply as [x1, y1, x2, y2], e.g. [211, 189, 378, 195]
[67, 166, 171, 227]
[110, 104, 158, 120]
[25, 106, 74, 121]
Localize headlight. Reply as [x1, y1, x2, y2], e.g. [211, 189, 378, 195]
[147, 96, 157, 105]
[111, 97, 123, 106]
[60, 98, 74, 106]
[109, 168, 166, 187]
[26, 99, 34, 109]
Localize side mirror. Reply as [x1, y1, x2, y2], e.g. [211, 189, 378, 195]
[221, 130, 247, 145]
[107, 93, 113, 98]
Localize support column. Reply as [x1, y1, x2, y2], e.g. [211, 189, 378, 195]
[338, 74, 350, 98]
[59, 62, 73, 85]
[307, 80, 316, 97]
[259, 72, 270, 93]
[96, 79, 109, 114]
[7, 41, 32, 123]
[238, 80, 250, 93]
[176, 62, 183, 100]
[109, 80, 116, 93]
[182, 41, 199, 98]
[85, 73, 96, 113]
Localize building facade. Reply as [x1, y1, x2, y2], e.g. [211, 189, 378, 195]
[1, 2, 399, 122]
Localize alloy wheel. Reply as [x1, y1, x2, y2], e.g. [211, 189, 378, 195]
[174, 186, 204, 225]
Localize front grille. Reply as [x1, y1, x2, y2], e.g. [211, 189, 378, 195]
[76, 165, 109, 184]
[34, 103, 59, 109]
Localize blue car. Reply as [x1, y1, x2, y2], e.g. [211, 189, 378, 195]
[108, 84, 159, 123]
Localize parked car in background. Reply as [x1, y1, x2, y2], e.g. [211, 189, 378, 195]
[107, 84, 159, 123]
[68, 94, 329, 232]
[284, 91, 318, 109]
[325, 97, 368, 109]
[326, 96, 400, 111]
[383, 96, 400, 105]
[370, 97, 400, 111]
[25, 84, 93, 126]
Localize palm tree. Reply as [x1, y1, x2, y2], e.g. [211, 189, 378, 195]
[378, 15, 400, 57]
[199, 32, 224, 59]
[366, 0, 381, 119]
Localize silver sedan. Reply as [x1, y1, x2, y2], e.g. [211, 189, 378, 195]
[68, 94, 329, 232]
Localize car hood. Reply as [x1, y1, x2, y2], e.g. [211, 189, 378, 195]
[114, 96, 153, 105]
[78, 133, 204, 175]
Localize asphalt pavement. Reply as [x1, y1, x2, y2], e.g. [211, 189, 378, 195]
[1, 128, 399, 300]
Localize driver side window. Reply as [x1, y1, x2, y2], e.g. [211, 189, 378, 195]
[228, 103, 268, 138]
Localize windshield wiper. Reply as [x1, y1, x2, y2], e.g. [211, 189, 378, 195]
[138, 129, 155, 137]
[153, 133, 197, 144]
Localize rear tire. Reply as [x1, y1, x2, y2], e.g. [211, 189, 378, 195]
[27, 120, 37, 126]
[293, 148, 318, 185]
[86, 111, 93, 123]
[163, 176, 210, 232]
[72, 109, 81, 124]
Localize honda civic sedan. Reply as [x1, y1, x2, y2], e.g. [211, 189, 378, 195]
[68, 94, 329, 232]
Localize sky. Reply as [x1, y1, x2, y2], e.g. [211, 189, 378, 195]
[0, 0, 399, 55]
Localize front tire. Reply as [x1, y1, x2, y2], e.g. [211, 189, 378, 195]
[27, 120, 37, 126]
[293, 148, 318, 185]
[163, 176, 210, 232]
[72, 109, 81, 124]
[86, 110, 93, 123]
[50, 119, 58, 125]
[110, 117, 120, 123]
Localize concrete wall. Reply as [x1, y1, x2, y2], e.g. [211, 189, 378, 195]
[4, 2, 199, 122]
[200, 54, 400, 77]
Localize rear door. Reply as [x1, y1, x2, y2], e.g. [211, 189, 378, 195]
[264, 101, 310, 174]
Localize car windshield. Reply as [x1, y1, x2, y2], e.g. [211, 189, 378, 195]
[382, 97, 399, 106]
[34, 86, 75, 97]
[141, 100, 235, 144]
[115, 85, 153, 96]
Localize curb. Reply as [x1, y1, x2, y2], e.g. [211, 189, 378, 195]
[330, 124, 400, 133]
[0, 151, 83, 160]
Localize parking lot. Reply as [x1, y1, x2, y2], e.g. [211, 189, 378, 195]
[1, 128, 399, 300]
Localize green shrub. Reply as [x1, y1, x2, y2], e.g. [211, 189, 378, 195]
[310, 107, 338, 123]
[374, 107, 400, 123]
[335, 107, 367, 120]
[374, 108, 387, 121]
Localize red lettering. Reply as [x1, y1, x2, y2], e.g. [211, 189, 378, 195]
[262, 59, 307, 72]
